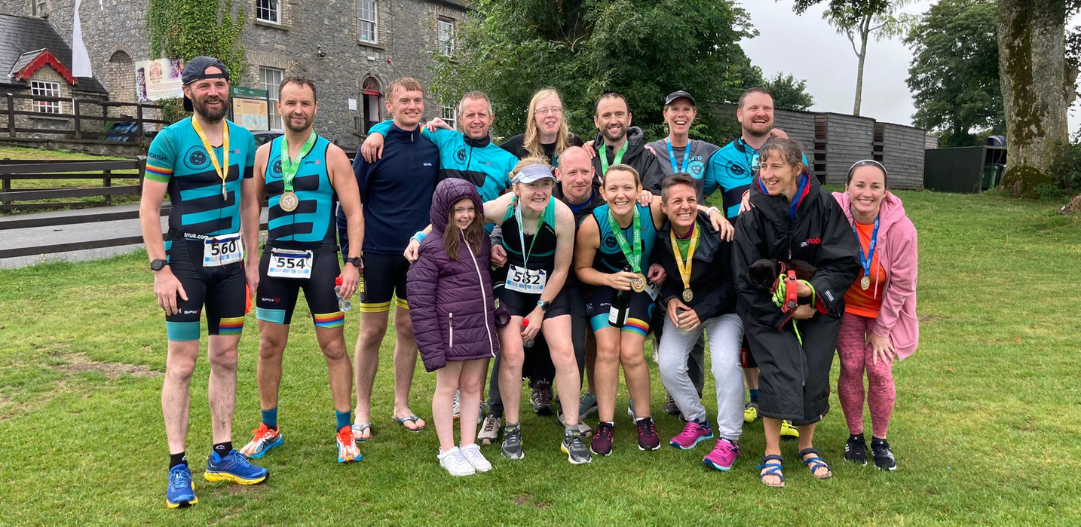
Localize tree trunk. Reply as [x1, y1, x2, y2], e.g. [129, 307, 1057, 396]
[997, 0, 1069, 197]
[853, 16, 870, 116]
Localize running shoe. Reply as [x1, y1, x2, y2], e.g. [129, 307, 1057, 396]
[591, 422, 614, 456]
[702, 438, 740, 471]
[579, 392, 598, 418]
[165, 464, 197, 509]
[204, 449, 269, 485]
[555, 407, 593, 436]
[452, 389, 460, 421]
[501, 424, 525, 460]
[561, 430, 592, 465]
[663, 393, 681, 416]
[437, 447, 476, 477]
[845, 433, 868, 466]
[780, 420, 800, 439]
[669, 420, 714, 450]
[743, 401, 759, 423]
[636, 417, 661, 451]
[478, 415, 501, 445]
[531, 381, 553, 415]
[871, 438, 897, 471]
[239, 423, 283, 459]
[336, 426, 362, 463]
[460, 443, 492, 472]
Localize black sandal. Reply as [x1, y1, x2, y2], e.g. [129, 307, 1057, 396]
[799, 447, 832, 480]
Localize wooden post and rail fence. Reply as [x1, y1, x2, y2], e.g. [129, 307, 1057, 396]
[1, 92, 169, 141]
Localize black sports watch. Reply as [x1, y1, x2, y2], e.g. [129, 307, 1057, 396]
[345, 256, 363, 269]
[537, 300, 551, 312]
[150, 259, 168, 271]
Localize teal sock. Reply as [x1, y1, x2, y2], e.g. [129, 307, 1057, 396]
[749, 389, 759, 403]
[262, 408, 278, 430]
[336, 410, 352, 431]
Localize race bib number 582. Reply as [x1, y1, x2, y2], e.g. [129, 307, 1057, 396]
[505, 265, 546, 294]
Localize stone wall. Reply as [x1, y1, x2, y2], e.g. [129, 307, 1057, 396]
[0, 0, 468, 149]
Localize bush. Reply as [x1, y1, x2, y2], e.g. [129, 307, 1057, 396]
[1048, 142, 1081, 192]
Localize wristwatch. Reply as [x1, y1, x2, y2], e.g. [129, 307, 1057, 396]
[345, 256, 363, 269]
[150, 259, 168, 271]
[537, 300, 551, 312]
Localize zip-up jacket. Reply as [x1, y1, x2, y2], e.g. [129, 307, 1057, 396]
[656, 210, 736, 321]
[369, 120, 518, 203]
[591, 126, 665, 192]
[732, 173, 860, 423]
[407, 179, 499, 372]
[645, 138, 720, 202]
[337, 122, 439, 255]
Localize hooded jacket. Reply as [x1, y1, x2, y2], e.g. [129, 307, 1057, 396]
[656, 210, 736, 321]
[591, 126, 665, 191]
[407, 179, 499, 372]
[832, 191, 919, 359]
[733, 174, 860, 423]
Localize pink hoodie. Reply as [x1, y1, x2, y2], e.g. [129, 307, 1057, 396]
[832, 191, 920, 359]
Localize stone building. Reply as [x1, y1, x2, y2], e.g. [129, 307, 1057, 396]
[0, 0, 468, 147]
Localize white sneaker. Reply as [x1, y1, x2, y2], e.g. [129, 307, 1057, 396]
[437, 447, 476, 477]
[459, 443, 492, 472]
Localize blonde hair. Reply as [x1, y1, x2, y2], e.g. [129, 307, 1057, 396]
[387, 77, 423, 98]
[524, 88, 570, 162]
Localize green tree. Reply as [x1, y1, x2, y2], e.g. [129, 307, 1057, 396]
[762, 72, 815, 111]
[905, 0, 1003, 147]
[431, 0, 761, 145]
[147, 0, 247, 85]
[793, 0, 911, 116]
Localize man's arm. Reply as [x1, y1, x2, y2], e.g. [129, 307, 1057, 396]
[329, 144, 363, 298]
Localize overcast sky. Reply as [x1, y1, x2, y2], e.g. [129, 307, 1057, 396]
[741, 0, 1081, 133]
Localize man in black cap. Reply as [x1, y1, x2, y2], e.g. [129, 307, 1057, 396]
[139, 55, 268, 509]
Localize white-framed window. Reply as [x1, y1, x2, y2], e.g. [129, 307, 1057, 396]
[441, 105, 457, 129]
[256, 0, 280, 24]
[31, 81, 61, 114]
[34, 0, 47, 17]
[438, 19, 455, 56]
[359, 1, 378, 44]
[260, 67, 284, 130]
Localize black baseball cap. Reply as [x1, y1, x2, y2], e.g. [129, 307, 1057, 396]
[182, 56, 230, 111]
[664, 90, 696, 107]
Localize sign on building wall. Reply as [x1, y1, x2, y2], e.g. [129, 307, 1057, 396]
[231, 87, 270, 131]
[135, 58, 184, 102]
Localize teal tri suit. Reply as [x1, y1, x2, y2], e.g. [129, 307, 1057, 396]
[145, 117, 256, 341]
[256, 134, 345, 328]
[583, 203, 659, 336]
[708, 137, 809, 219]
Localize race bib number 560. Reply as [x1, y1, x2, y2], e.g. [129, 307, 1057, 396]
[203, 234, 242, 267]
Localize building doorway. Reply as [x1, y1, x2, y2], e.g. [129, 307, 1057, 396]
[361, 77, 382, 134]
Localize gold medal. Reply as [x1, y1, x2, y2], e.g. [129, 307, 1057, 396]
[682, 288, 694, 302]
[631, 275, 646, 293]
[280, 191, 299, 212]
[860, 275, 870, 290]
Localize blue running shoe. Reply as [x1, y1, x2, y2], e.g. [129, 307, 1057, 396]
[204, 449, 269, 485]
[166, 464, 198, 508]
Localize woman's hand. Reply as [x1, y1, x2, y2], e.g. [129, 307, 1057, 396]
[869, 333, 896, 365]
[792, 304, 816, 320]
[796, 280, 814, 298]
[403, 239, 421, 263]
[606, 271, 640, 291]
[646, 263, 666, 284]
[521, 308, 544, 342]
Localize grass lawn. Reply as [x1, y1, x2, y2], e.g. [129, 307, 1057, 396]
[0, 189, 1079, 525]
[0, 146, 141, 211]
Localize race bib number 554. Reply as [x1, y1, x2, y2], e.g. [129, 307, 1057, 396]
[267, 249, 313, 279]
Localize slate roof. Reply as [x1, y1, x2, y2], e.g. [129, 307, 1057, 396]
[0, 13, 107, 94]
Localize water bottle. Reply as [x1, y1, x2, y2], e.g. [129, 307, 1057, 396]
[608, 266, 631, 328]
[334, 276, 352, 312]
[522, 318, 534, 348]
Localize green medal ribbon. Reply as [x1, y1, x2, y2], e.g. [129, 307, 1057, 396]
[280, 131, 317, 193]
[598, 140, 629, 176]
[607, 205, 642, 273]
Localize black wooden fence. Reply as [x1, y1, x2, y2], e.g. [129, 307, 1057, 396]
[0, 93, 169, 141]
[0, 157, 146, 213]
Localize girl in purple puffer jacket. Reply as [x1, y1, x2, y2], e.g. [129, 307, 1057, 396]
[407, 178, 500, 476]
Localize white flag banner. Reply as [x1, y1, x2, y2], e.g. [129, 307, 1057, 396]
[71, 0, 92, 78]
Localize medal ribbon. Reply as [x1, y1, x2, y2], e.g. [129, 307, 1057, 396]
[607, 205, 642, 273]
[666, 138, 692, 174]
[514, 196, 548, 269]
[280, 131, 317, 193]
[191, 117, 230, 200]
[598, 140, 629, 176]
[851, 214, 879, 280]
[670, 222, 697, 293]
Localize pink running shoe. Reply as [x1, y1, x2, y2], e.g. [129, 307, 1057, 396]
[669, 420, 714, 450]
[702, 438, 740, 471]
